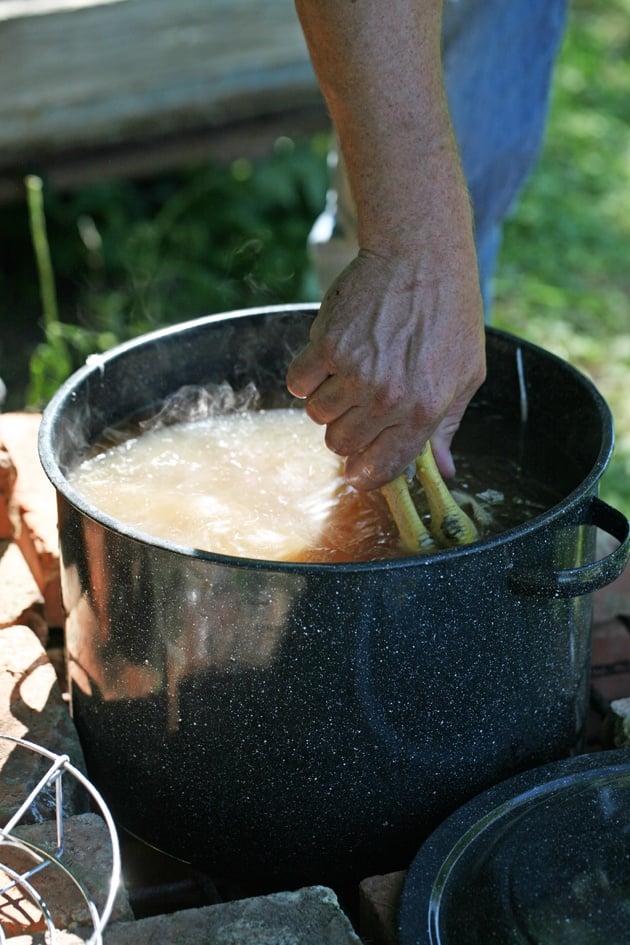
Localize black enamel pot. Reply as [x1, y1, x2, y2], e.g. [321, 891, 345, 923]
[38, 305, 630, 888]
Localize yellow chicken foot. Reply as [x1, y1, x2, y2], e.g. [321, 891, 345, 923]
[415, 442, 479, 547]
[381, 474, 437, 554]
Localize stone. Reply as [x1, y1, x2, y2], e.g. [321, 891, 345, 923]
[100, 886, 362, 945]
[0, 625, 87, 825]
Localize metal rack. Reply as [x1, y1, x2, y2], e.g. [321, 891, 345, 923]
[0, 734, 121, 944]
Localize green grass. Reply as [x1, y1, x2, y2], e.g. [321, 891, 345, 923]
[0, 0, 628, 515]
[3, 134, 328, 408]
[493, 0, 630, 514]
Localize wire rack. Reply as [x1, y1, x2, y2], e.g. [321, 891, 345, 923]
[0, 734, 121, 944]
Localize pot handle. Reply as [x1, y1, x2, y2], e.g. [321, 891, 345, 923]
[509, 496, 630, 598]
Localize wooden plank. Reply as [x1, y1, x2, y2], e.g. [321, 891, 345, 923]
[0, 105, 330, 202]
[0, 0, 320, 168]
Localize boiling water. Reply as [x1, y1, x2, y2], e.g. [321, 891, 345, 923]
[69, 407, 557, 563]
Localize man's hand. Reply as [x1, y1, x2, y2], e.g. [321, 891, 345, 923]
[291, 0, 486, 491]
[287, 246, 485, 492]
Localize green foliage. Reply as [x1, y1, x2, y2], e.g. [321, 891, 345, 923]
[493, 0, 630, 513]
[20, 134, 329, 406]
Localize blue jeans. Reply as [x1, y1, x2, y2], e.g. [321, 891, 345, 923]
[443, 0, 568, 311]
[309, 0, 568, 318]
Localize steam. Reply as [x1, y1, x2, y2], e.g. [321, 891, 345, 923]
[139, 381, 261, 431]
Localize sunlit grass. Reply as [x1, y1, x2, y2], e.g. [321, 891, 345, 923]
[493, 0, 630, 514]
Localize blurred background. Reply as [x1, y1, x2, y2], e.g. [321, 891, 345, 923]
[0, 0, 628, 513]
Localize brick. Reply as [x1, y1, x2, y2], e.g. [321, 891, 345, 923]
[0, 541, 47, 642]
[593, 531, 630, 625]
[0, 891, 45, 938]
[7, 935, 83, 944]
[1, 812, 133, 938]
[359, 871, 405, 945]
[590, 616, 630, 705]
[591, 673, 630, 706]
[0, 445, 17, 538]
[591, 617, 630, 665]
[0, 625, 87, 825]
[0, 413, 63, 628]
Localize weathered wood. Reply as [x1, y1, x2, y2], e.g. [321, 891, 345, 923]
[0, 0, 322, 179]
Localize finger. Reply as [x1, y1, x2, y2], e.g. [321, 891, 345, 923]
[322, 402, 395, 457]
[304, 373, 356, 426]
[343, 424, 429, 492]
[322, 405, 377, 455]
[305, 393, 341, 427]
[286, 342, 331, 400]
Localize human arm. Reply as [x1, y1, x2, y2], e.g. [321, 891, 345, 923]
[286, 0, 486, 491]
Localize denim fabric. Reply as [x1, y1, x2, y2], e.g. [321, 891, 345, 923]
[443, 0, 568, 309]
[308, 0, 568, 316]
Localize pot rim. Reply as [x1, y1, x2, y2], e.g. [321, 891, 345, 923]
[38, 304, 615, 574]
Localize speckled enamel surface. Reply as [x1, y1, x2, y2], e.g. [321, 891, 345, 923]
[39, 306, 628, 888]
[398, 750, 630, 945]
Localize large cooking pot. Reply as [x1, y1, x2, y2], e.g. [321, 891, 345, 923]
[39, 305, 629, 888]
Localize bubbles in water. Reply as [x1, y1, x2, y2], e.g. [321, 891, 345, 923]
[69, 383, 560, 563]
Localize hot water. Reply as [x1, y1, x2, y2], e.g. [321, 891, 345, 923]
[69, 407, 377, 562]
[68, 395, 558, 563]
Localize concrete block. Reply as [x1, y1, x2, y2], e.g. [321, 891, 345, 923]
[0, 625, 86, 825]
[101, 885, 362, 945]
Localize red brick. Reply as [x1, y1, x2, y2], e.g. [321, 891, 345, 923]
[0, 542, 47, 642]
[359, 871, 405, 945]
[0, 445, 17, 538]
[591, 618, 630, 666]
[593, 532, 630, 625]
[591, 673, 630, 705]
[7, 933, 83, 944]
[590, 616, 630, 713]
[0, 413, 63, 628]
